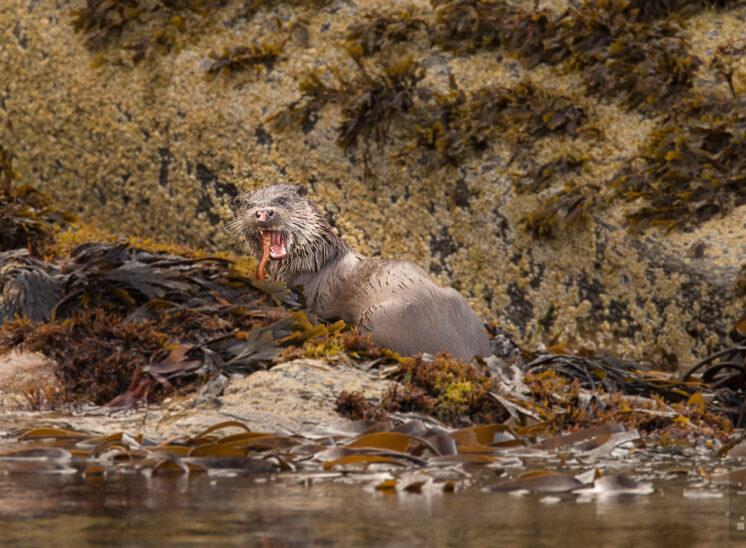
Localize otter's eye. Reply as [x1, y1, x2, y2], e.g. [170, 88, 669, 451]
[233, 196, 251, 209]
[277, 197, 286, 206]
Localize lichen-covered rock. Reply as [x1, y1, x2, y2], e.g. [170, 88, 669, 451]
[1, 0, 744, 368]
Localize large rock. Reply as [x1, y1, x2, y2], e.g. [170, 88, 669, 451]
[1, 0, 744, 367]
[0, 355, 391, 438]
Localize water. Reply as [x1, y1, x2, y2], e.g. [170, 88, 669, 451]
[0, 469, 738, 547]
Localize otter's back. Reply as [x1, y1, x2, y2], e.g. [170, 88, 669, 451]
[343, 259, 491, 360]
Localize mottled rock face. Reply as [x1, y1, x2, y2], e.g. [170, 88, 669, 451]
[2, 0, 745, 368]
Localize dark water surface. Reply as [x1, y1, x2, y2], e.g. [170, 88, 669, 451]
[0, 467, 739, 547]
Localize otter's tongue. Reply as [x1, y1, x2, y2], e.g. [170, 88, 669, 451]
[257, 232, 272, 281]
[256, 231, 287, 281]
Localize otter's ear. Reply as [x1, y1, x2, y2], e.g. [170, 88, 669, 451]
[295, 185, 308, 197]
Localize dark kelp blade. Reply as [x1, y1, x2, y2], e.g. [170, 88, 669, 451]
[347, 432, 413, 453]
[18, 428, 91, 441]
[324, 455, 406, 471]
[450, 423, 518, 446]
[0, 447, 72, 459]
[188, 421, 254, 444]
[487, 471, 582, 493]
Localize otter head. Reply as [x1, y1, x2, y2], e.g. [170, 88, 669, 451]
[231, 184, 347, 282]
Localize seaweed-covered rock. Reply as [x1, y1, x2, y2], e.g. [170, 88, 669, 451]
[1, 0, 745, 368]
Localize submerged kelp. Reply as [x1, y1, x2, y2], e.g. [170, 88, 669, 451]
[0, 419, 678, 490]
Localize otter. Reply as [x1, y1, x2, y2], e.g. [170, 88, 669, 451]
[231, 184, 491, 361]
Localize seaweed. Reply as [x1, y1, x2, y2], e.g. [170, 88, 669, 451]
[70, 0, 329, 63]
[407, 80, 590, 168]
[345, 6, 429, 56]
[624, 0, 738, 19]
[736, 265, 746, 298]
[236, 0, 331, 20]
[0, 147, 76, 255]
[431, 0, 705, 112]
[520, 185, 596, 238]
[382, 354, 506, 426]
[335, 391, 387, 421]
[513, 151, 589, 194]
[578, 18, 699, 112]
[70, 0, 235, 63]
[537, 1, 703, 112]
[711, 40, 746, 98]
[205, 41, 285, 77]
[680, 338, 746, 427]
[521, 366, 732, 436]
[613, 95, 746, 230]
[269, 51, 426, 155]
[431, 0, 552, 60]
[70, 0, 145, 47]
[0, 240, 328, 406]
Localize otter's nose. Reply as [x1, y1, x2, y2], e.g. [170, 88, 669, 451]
[256, 209, 274, 222]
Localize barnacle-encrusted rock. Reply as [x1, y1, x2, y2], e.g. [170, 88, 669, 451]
[1, 0, 744, 368]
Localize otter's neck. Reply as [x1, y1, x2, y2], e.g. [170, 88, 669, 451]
[280, 229, 364, 321]
[271, 228, 355, 286]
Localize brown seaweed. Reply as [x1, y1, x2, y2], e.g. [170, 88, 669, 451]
[514, 152, 589, 194]
[0, 240, 324, 406]
[711, 40, 746, 98]
[205, 41, 285, 77]
[269, 51, 426, 164]
[346, 6, 429, 56]
[0, 147, 76, 256]
[407, 80, 590, 168]
[431, 0, 708, 112]
[613, 95, 746, 230]
[520, 186, 596, 238]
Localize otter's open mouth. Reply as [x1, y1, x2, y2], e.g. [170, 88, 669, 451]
[256, 230, 287, 281]
[260, 230, 287, 260]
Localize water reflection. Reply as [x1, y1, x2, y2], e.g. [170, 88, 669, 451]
[0, 470, 733, 547]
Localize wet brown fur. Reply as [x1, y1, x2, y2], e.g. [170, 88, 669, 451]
[231, 184, 491, 360]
